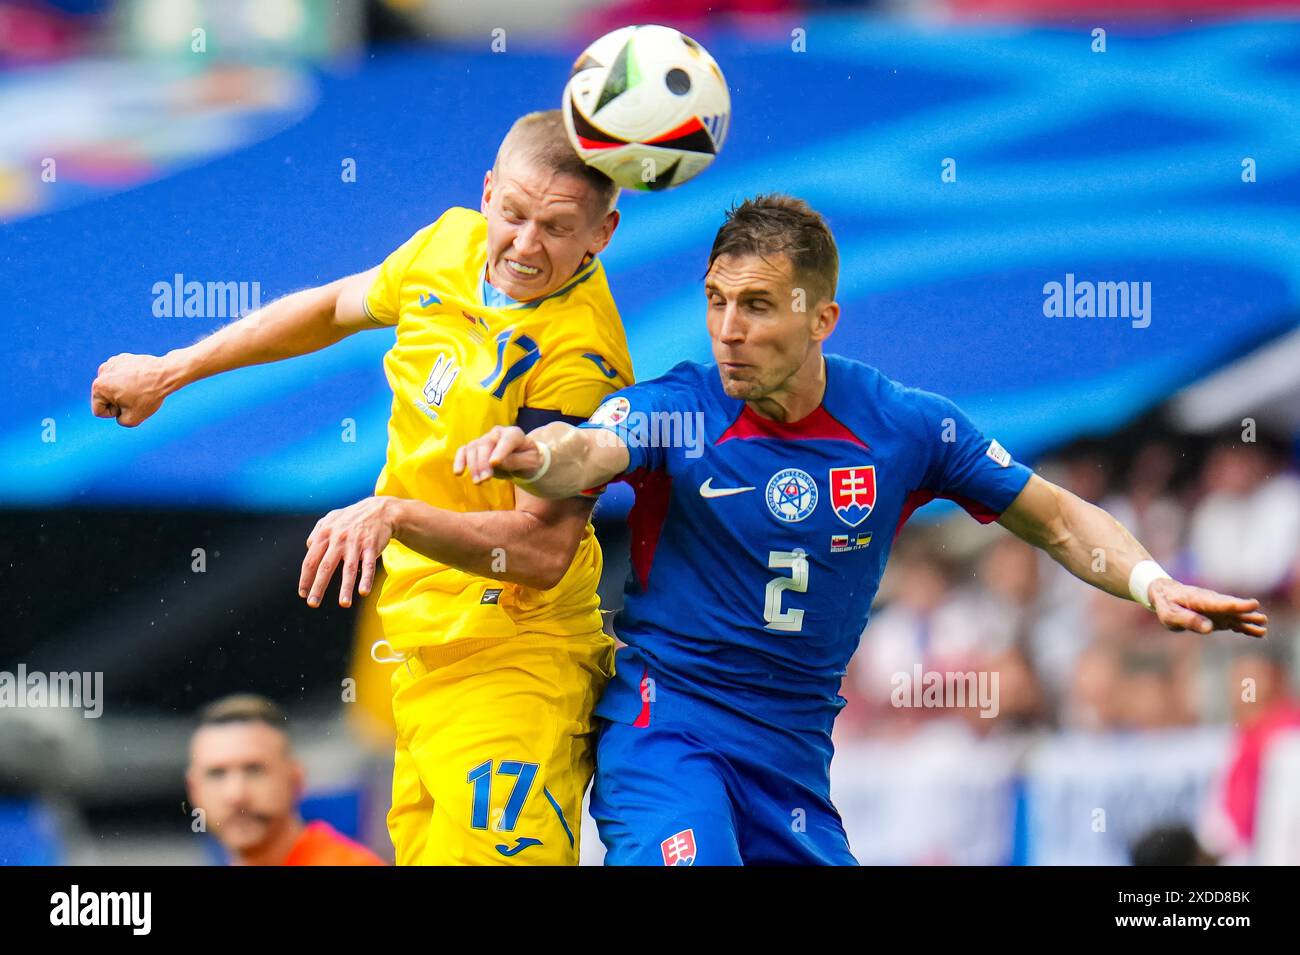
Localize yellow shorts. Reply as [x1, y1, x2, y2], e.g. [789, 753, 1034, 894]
[387, 631, 614, 865]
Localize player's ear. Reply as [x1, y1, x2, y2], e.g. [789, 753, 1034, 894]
[811, 300, 839, 344]
[183, 766, 200, 808]
[589, 208, 619, 255]
[480, 169, 494, 216]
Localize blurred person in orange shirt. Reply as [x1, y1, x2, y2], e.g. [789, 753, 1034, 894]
[186, 694, 385, 867]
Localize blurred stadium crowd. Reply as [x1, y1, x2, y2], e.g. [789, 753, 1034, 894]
[835, 425, 1300, 863]
[845, 427, 1300, 738]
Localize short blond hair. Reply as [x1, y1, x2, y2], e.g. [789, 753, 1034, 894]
[493, 110, 618, 217]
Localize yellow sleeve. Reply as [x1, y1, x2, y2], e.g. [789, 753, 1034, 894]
[363, 219, 443, 326]
[522, 335, 632, 424]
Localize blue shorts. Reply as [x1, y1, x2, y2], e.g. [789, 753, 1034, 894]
[589, 716, 857, 866]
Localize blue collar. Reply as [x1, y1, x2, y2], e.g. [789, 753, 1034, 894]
[480, 255, 600, 311]
[481, 271, 521, 309]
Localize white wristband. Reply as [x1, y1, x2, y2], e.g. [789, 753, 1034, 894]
[516, 439, 552, 485]
[1129, 560, 1171, 610]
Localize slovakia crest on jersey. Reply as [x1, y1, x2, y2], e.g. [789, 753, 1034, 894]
[661, 829, 696, 866]
[829, 466, 876, 527]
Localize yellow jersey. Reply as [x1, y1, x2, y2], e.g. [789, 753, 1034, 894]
[364, 207, 633, 656]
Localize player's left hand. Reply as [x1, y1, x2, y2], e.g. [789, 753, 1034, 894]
[1147, 578, 1268, 638]
[453, 425, 544, 484]
[300, 496, 396, 609]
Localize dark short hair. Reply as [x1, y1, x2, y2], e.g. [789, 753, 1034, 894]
[707, 194, 839, 305]
[493, 110, 619, 217]
[196, 694, 289, 732]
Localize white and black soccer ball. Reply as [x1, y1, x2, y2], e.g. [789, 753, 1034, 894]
[562, 24, 730, 192]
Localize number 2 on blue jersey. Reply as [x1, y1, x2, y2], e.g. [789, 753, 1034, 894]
[764, 549, 809, 632]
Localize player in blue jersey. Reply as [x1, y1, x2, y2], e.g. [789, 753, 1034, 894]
[453, 195, 1269, 865]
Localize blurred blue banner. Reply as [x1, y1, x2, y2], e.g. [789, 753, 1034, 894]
[4, 17, 1300, 508]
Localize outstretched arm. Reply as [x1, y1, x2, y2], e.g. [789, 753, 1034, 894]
[998, 473, 1267, 637]
[293, 405, 634, 609]
[452, 422, 630, 499]
[91, 266, 382, 426]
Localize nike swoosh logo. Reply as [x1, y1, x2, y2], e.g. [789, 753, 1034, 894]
[419, 291, 440, 308]
[495, 837, 543, 857]
[699, 478, 756, 498]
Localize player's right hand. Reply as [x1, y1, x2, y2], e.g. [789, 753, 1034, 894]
[1148, 578, 1268, 638]
[453, 425, 544, 484]
[91, 353, 172, 427]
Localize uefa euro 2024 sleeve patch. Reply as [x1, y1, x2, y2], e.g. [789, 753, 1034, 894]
[589, 395, 631, 427]
[985, 439, 1012, 468]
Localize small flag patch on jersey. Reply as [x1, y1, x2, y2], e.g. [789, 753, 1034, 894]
[986, 439, 1012, 468]
[481, 588, 503, 604]
[831, 532, 873, 553]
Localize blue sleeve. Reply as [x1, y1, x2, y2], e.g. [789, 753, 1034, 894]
[914, 391, 1033, 521]
[577, 380, 678, 476]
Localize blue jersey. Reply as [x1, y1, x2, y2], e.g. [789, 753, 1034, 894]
[579, 354, 1034, 745]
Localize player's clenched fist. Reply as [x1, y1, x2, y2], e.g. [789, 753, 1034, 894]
[91, 353, 173, 427]
[452, 425, 544, 484]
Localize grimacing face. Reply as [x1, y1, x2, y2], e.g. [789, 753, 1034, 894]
[186, 721, 303, 854]
[705, 252, 836, 402]
[480, 157, 618, 302]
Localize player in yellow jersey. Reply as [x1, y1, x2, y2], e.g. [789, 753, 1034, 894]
[90, 111, 632, 864]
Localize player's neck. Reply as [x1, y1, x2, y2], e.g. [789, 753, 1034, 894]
[746, 353, 827, 424]
[234, 815, 304, 866]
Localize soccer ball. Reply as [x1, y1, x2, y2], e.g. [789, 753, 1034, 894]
[562, 24, 730, 192]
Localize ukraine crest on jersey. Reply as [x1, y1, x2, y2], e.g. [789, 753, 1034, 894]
[364, 207, 633, 654]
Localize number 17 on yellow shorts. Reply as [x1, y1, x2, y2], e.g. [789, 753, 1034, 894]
[387, 633, 613, 865]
